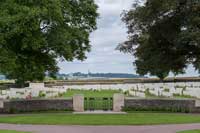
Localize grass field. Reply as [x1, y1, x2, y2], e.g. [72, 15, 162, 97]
[62, 89, 122, 98]
[177, 130, 200, 133]
[0, 113, 200, 125]
[0, 130, 30, 133]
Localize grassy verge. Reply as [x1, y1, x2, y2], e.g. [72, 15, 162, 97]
[0, 113, 200, 125]
[0, 130, 30, 133]
[62, 89, 122, 98]
[177, 130, 200, 133]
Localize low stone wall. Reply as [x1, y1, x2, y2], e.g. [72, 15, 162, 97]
[124, 98, 200, 113]
[3, 99, 73, 113]
[1, 97, 200, 114]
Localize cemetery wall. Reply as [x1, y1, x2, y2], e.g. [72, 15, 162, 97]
[0, 97, 200, 113]
[124, 98, 200, 113]
[3, 99, 73, 113]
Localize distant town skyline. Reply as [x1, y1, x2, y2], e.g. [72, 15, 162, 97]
[58, 0, 199, 77]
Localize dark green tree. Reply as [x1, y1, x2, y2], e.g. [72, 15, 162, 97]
[0, 0, 98, 86]
[118, 0, 200, 80]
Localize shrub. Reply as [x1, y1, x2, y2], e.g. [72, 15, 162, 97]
[144, 88, 157, 97]
[163, 88, 170, 92]
[124, 90, 129, 96]
[58, 93, 64, 97]
[173, 93, 195, 99]
[39, 91, 46, 98]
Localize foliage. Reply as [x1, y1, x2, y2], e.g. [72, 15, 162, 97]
[173, 93, 195, 99]
[58, 92, 64, 97]
[39, 91, 46, 98]
[118, 0, 200, 80]
[144, 88, 157, 97]
[163, 88, 170, 92]
[0, 0, 98, 86]
[123, 90, 130, 96]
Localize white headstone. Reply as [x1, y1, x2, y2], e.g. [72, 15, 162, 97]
[29, 83, 45, 89]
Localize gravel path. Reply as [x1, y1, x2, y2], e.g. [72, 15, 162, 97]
[0, 124, 200, 133]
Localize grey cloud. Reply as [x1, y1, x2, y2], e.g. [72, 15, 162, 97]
[58, 0, 198, 76]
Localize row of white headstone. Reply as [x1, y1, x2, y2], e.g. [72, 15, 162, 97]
[1, 82, 200, 100]
[65, 82, 200, 98]
[0, 83, 67, 99]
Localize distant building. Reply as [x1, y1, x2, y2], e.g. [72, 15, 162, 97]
[57, 72, 144, 80]
[87, 70, 91, 78]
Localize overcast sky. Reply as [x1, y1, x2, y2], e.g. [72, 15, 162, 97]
[58, 0, 199, 77]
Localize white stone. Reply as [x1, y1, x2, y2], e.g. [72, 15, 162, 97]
[113, 93, 124, 112]
[73, 94, 84, 112]
[29, 83, 45, 89]
[195, 100, 200, 107]
[0, 99, 4, 108]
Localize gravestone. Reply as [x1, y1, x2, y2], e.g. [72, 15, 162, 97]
[29, 83, 45, 89]
[113, 93, 124, 112]
[73, 94, 84, 112]
[0, 99, 3, 108]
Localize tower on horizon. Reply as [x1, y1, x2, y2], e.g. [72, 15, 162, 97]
[87, 70, 91, 78]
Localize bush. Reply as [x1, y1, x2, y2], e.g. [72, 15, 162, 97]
[144, 88, 156, 97]
[39, 91, 46, 98]
[58, 93, 64, 97]
[173, 93, 195, 99]
[163, 88, 170, 92]
[124, 90, 129, 96]
[9, 108, 17, 114]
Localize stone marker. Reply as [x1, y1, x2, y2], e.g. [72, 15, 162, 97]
[29, 83, 45, 89]
[73, 94, 84, 112]
[195, 100, 200, 107]
[0, 99, 4, 108]
[113, 93, 124, 112]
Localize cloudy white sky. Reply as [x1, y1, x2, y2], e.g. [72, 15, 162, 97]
[59, 0, 199, 77]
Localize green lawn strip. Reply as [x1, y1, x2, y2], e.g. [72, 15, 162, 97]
[177, 130, 200, 133]
[63, 89, 121, 98]
[0, 130, 30, 133]
[0, 113, 200, 125]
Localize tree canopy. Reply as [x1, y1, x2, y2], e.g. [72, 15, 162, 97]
[118, 0, 200, 80]
[0, 0, 98, 85]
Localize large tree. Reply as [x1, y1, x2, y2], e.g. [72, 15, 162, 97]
[118, 0, 200, 80]
[0, 0, 98, 85]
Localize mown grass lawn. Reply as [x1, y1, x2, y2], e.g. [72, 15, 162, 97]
[62, 89, 122, 98]
[177, 130, 200, 133]
[0, 130, 30, 133]
[0, 113, 200, 125]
